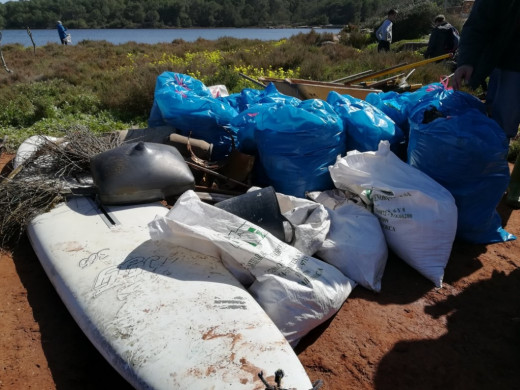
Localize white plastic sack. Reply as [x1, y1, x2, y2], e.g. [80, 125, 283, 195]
[307, 188, 360, 210]
[316, 201, 388, 292]
[275, 192, 330, 256]
[208, 84, 229, 98]
[329, 141, 457, 287]
[14, 135, 63, 168]
[280, 189, 387, 292]
[149, 190, 355, 346]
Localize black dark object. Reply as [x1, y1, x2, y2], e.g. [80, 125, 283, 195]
[258, 369, 324, 390]
[90, 141, 195, 205]
[214, 186, 286, 242]
[422, 106, 447, 124]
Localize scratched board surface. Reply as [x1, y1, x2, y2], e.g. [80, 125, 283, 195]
[27, 197, 312, 390]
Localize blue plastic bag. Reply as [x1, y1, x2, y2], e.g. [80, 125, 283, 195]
[232, 103, 275, 155]
[231, 84, 302, 155]
[327, 91, 405, 155]
[148, 72, 238, 160]
[222, 83, 300, 113]
[365, 90, 412, 134]
[408, 108, 515, 244]
[240, 99, 345, 197]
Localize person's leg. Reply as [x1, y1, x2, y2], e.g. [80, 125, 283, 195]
[507, 154, 520, 208]
[378, 41, 390, 52]
[488, 69, 520, 208]
[488, 69, 520, 138]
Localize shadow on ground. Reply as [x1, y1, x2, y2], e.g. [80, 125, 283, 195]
[374, 268, 520, 390]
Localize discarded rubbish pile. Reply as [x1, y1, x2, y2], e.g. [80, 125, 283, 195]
[2, 69, 517, 388]
[136, 71, 516, 341]
[147, 72, 514, 243]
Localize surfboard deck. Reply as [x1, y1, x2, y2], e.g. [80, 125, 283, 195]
[27, 196, 313, 390]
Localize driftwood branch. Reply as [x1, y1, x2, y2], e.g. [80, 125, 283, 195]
[0, 32, 13, 73]
[26, 27, 36, 54]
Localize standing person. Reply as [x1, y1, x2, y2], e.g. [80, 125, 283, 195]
[56, 21, 69, 45]
[424, 14, 459, 58]
[452, 0, 520, 208]
[375, 9, 397, 52]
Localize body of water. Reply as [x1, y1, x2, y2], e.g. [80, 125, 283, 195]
[0, 28, 341, 47]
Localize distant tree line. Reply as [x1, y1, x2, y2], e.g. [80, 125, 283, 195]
[0, 0, 462, 30]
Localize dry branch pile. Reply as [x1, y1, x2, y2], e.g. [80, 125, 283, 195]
[0, 126, 122, 248]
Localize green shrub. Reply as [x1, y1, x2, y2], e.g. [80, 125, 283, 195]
[0, 38, 517, 160]
[509, 138, 520, 163]
[393, 3, 443, 42]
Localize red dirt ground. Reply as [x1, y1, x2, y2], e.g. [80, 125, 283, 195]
[1, 152, 519, 390]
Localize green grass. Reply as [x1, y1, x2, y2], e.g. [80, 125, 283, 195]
[0, 33, 512, 155]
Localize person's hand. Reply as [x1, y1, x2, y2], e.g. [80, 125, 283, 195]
[452, 64, 473, 90]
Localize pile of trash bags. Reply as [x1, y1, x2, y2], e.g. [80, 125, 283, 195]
[149, 71, 514, 245]
[144, 71, 515, 345]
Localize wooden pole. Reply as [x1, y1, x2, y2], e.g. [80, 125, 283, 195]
[345, 54, 452, 85]
[26, 27, 36, 55]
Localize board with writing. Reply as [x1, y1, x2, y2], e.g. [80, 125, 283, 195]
[27, 196, 313, 390]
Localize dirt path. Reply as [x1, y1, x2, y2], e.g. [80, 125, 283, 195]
[1, 153, 519, 390]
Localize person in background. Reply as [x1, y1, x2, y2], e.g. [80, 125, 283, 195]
[376, 9, 397, 52]
[424, 14, 459, 58]
[56, 21, 68, 45]
[452, 0, 520, 208]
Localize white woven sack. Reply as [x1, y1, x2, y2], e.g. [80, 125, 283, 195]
[329, 141, 457, 287]
[316, 201, 388, 292]
[149, 190, 355, 346]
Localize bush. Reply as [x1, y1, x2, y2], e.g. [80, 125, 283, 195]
[343, 30, 372, 49]
[0, 37, 516, 162]
[509, 137, 520, 163]
[393, 3, 443, 42]
[0, 80, 101, 127]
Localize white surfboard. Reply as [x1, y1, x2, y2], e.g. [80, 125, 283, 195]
[27, 196, 313, 390]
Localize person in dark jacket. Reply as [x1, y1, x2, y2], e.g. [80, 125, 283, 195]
[453, 0, 520, 207]
[56, 21, 69, 45]
[424, 14, 459, 58]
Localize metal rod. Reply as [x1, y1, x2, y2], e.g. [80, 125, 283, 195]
[238, 72, 266, 88]
[331, 69, 374, 83]
[344, 62, 408, 84]
[186, 161, 250, 189]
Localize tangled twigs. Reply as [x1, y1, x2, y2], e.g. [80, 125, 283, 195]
[0, 126, 122, 248]
[0, 178, 64, 248]
[20, 126, 122, 178]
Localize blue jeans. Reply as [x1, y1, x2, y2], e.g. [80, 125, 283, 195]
[486, 68, 520, 139]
